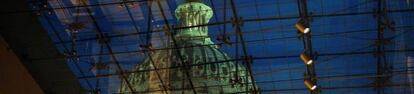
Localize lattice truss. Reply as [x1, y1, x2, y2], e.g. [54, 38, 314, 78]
[28, 0, 414, 94]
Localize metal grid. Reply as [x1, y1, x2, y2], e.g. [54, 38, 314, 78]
[23, 0, 414, 93]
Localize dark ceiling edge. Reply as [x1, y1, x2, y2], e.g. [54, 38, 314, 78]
[0, 0, 83, 94]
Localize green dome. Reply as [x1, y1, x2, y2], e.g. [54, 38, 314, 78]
[119, 41, 254, 93]
[119, 2, 256, 94]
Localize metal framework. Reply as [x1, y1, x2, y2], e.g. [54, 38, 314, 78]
[374, 0, 394, 94]
[18, 0, 414, 93]
[229, 0, 258, 93]
[155, 0, 197, 93]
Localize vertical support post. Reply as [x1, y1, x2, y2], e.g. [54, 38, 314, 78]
[229, 0, 258, 93]
[374, 0, 393, 94]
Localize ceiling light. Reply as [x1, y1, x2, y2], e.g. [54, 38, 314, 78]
[300, 52, 313, 65]
[295, 22, 310, 34]
[304, 80, 318, 91]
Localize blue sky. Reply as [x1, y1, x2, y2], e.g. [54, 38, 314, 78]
[32, 0, 414, 93]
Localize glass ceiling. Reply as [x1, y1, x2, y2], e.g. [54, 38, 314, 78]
[30, 0, 413, 93]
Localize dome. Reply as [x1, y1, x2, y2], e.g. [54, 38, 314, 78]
[119, 1, 256, 94]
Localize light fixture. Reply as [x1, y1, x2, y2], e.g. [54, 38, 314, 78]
[304, 80, 317, 91]
[300, 52, 313, 65]
[67, 22, 86, 32]
[90, 63, 109, 71]
[217, 34, 231, 45]
[295, 22, 310, 34]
